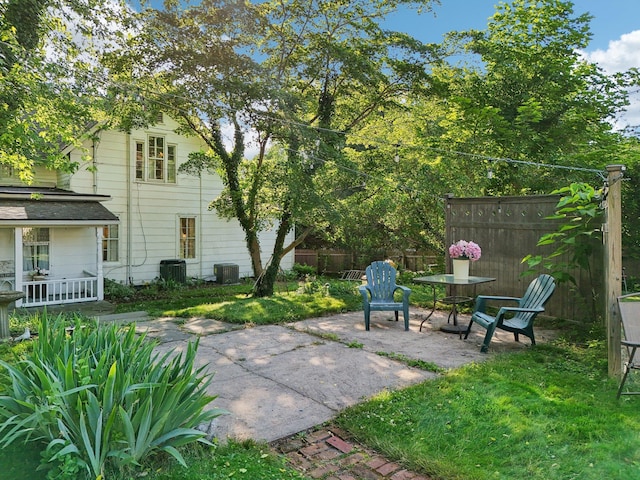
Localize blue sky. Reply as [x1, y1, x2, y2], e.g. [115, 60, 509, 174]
[386, 0, 640, 52]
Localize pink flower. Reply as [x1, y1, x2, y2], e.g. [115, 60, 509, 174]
[449, 240, 482, 261]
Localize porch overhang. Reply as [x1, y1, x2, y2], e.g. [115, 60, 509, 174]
[0, 187, 118, 226]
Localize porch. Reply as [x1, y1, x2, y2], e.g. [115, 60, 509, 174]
[22, 273, 99, 307]
[0, 186, 119, 308]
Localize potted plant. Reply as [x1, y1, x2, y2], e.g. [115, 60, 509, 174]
[448, 240, 481, 280]
[31, 267, 48, 281]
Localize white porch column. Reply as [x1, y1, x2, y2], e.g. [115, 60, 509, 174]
[14, 227, 23, 307]
[96, 227, 104, 300]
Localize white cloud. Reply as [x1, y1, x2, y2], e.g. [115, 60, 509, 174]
[580, 30, 640, 130]
[584, 31, 640, 73]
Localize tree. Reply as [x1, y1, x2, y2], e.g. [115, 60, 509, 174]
[320, 102, 446, 260]
[106, 0, 438, 296]
[0, 0, 130, 181]
[421, 0, 634, 195]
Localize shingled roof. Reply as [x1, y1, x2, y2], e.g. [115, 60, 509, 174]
[0, 186, 118, 225]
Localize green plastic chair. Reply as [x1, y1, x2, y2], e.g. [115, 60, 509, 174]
[358, 261, 411, 331]
[464, 274, 556, 352]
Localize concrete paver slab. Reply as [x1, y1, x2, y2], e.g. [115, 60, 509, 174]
[197, 325, 322, 361]
[247, 341, 435, 411]
[208, 371, 335, 441]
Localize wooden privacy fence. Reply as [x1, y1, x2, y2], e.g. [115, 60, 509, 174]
[294, 250, 439, 275]
[445, 194, 604, 322]
[295, 195, 606, 322]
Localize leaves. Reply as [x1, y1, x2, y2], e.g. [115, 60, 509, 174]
[0, 313, 223, 478]
[0, 0, 132, 179]
[522, 182, 603, 284]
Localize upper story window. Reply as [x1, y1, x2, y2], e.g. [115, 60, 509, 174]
[135, 136, 176, 183]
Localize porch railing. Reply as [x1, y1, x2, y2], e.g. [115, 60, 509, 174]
[22, 275, 99, 307]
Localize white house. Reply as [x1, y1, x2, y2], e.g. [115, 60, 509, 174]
[0, 114, 294, 307]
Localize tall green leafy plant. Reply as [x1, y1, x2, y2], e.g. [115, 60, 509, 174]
[522, 182, 604, 320]
[0, 314, 224, 480]
[522, 182, 603, 284]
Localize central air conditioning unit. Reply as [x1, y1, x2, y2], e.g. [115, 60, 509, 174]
[159, 259, 187, 283]
[214, 263, 239, 284]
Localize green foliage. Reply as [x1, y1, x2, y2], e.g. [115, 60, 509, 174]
[297, 278, 329, 296]
[291, 263, 317, 279]
[0, 0, 131, 179]
[146, 440, 308, 480]
[620, 141, 640, 259]
[105, 0, 438, 297]
[522, 182, 603, 284]
[424, 0, 630, 196]
[325, 279, 359, 297]
[0, 314, 223, 479]
[103, 278, 136, 300]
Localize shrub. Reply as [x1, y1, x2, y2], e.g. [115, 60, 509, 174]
[0, 313, 223, 480]
[103, 279, 135, 300]
[292, 263, 317, 279]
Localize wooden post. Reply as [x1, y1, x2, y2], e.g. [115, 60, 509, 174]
[605, 164, 624, 377]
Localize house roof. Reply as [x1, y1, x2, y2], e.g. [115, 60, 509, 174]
[0, 187, 118, 226]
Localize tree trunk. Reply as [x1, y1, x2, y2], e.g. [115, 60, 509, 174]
[253, 209, 293, 297]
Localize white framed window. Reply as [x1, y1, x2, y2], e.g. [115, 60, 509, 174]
[23, 227, 50, 273]
[179, 217, 196, 259]
[135, 141, 144, 180]
[134, 136, 177, 183]
[102, 224, 119, 262]
[0, 164, 14, 178]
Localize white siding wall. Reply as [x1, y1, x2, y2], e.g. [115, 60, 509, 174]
[51, 228, 96, 278]
[1, 166, 57, 187]
[69, 117, 293, 285]
[0, 229, 12, 259]
[0, 228, 14, 290]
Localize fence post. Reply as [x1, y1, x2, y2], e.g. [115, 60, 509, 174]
[605, 165, 624, 377]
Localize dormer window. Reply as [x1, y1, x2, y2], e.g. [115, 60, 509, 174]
[135, 136, 176, 183]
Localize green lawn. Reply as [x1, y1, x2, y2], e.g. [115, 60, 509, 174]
[336, 341, 639, 480]
[2, 280, 636, 480]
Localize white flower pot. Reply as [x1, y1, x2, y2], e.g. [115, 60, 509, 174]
[453, 259, 470, 280]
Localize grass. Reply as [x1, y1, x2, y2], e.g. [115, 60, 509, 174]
[109, 280, 365, 321]
[0, 439, 308, 480]
[376, 351, 445, 373]
[128, 440, 309, 479]
[336, 341, 640, 480]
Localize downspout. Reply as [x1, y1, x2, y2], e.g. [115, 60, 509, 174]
[92, 132, 99, 195]
[199, 172, 203, 279]
[126, 133, 133, 284]
[13, 228, 23, 307]
[93, 135, 100, 294]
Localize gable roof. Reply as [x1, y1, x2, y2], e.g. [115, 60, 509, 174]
[0, 186, 118, 226]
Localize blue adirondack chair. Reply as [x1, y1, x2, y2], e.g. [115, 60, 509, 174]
[358, 261, 411, 331]
[464, 274, 556, 353]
